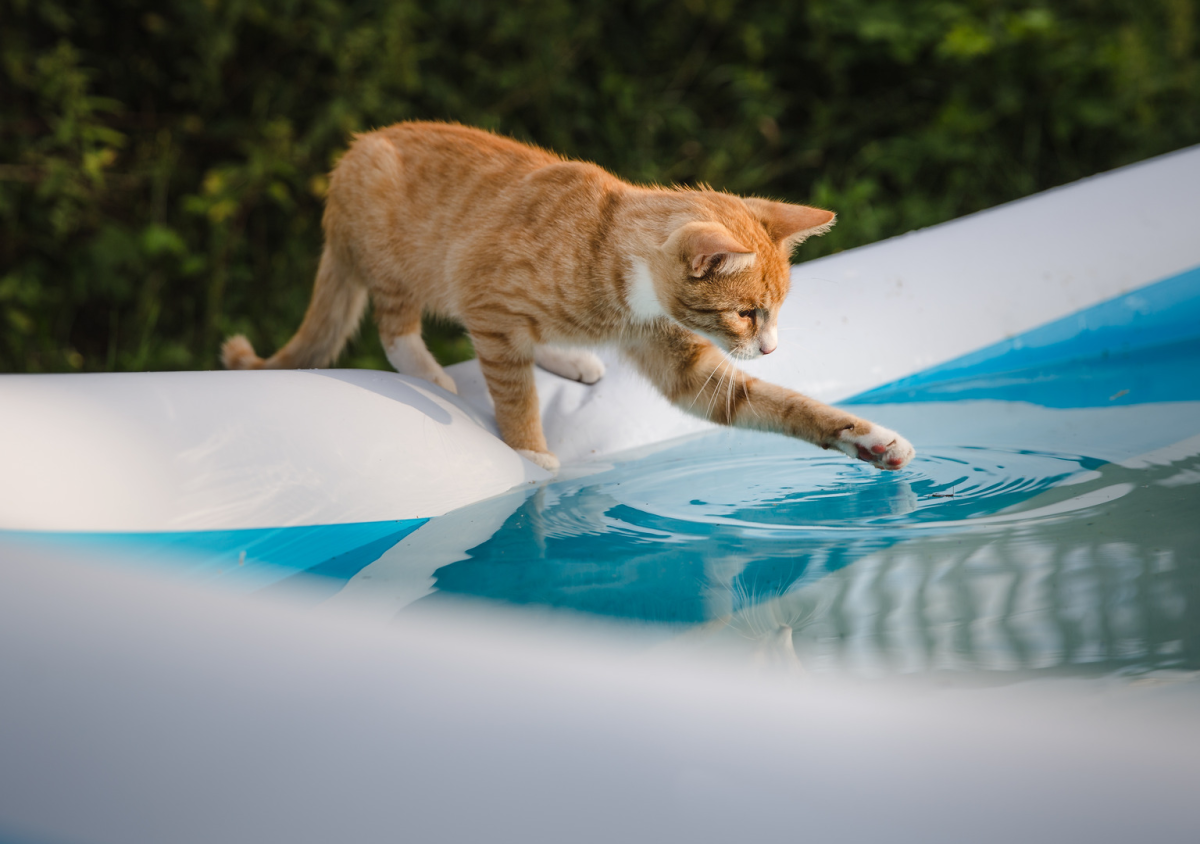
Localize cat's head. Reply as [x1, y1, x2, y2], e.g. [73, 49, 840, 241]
[653, 197, 835, 359]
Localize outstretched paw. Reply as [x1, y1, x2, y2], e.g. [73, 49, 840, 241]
[836, 424, 915, 471]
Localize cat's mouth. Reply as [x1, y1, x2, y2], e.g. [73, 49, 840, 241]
[729, 344, 765, 361]
[737, 336, 774, 359]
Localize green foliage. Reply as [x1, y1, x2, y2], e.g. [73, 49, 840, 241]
[2, 0, 1197, 373]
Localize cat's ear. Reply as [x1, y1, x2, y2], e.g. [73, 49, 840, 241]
[665, 222, 757, 278]
[743, 198, 836, 249]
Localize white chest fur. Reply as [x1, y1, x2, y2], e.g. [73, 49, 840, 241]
[625, 258, 667, 321]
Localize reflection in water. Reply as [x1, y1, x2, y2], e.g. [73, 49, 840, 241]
[411, 402, 1200, 678]
[714, 455, 1199, 678]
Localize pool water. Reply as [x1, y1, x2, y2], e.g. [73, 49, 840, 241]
[398, 397, 1200, 678]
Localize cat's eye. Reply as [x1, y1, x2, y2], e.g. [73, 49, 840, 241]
[738, 309, 757, 324]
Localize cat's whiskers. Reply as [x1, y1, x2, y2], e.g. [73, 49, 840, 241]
[731, 350, 756, 419]
[725, 353, 738, 422]
[719, 349, 745, 423]
[704, 362, 726, 419]
[733, 350, 754, 421]
[686, 352, 727, 413]
[705, 355, 734, 420]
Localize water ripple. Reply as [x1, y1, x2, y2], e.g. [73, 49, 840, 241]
[589, 440, 1099, 535]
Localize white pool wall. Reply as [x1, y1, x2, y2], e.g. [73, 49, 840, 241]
[1, 547, 1196, 844]
[0, 368, 547, 532]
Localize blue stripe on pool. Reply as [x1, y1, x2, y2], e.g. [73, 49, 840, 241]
[846, 264, 1200, 408]
[2, 519, 426, 594]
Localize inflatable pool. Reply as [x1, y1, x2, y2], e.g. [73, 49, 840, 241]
[3, 144, 1198, 620]
[1, 146, 1199, 844]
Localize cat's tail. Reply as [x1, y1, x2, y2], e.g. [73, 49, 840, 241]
[221, 334, 265, 369]
[222, 246, 368, 370]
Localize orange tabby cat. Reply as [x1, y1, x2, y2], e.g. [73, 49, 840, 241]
[222, 122, 914, 472]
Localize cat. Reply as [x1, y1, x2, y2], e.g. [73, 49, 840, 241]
[222, 122, 914, 473]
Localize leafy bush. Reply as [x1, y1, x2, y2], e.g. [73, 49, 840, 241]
[2, 0, 1197, 373]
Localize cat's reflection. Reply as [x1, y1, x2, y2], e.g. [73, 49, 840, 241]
[420, 473, 917, 626]
[684, 454, 1200, 677]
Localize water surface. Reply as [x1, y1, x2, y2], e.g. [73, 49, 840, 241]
[389, 398, 1200, 679]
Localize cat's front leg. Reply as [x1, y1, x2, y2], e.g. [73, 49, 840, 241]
[746, 386, 915, 471]
[624, 328, 915, 470]
[471, 331, 560, 471]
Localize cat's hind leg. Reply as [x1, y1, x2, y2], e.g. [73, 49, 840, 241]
[534, 346, 605, 384]
[383, 334, 458, 394]
[374, 292, 457, 394]
[471, 330, 559, 471]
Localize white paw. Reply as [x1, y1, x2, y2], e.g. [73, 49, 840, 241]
[385, 335, 458, 394]
[430, 371, 458, 395]
[517, 449, 560, 472]
[534, 346, 606, 384]
[836, 423, 915, 471]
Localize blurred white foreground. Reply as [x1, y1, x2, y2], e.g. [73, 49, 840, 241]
[1, 547, 1197, 844]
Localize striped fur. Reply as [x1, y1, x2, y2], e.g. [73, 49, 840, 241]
[222, 122, 914, 472]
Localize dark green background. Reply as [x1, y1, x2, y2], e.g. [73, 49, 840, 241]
[3, 0, 1197, 373]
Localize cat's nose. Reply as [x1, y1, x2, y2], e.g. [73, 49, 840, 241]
[759, 325, 778, 355]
